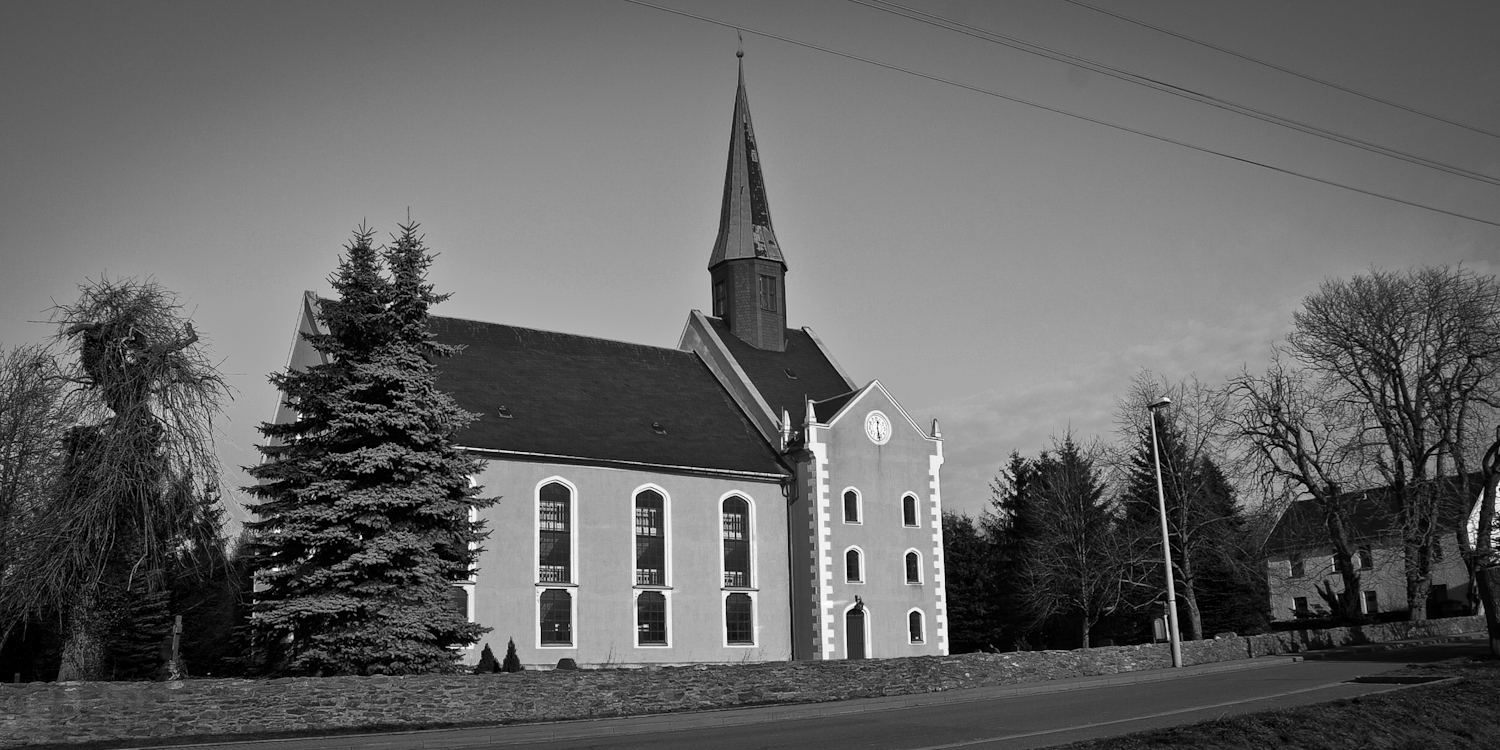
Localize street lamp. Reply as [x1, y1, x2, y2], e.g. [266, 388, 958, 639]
[1149, 396, 1183, 668]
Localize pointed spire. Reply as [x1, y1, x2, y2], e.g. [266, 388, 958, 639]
[708, 56, 784, 270]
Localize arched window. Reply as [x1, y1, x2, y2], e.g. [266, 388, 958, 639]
[538, 482, 572, 583]
[908, 611, 924, 643]
[634, 489, 665, 586]
[846, 548, 862, 583]
[636, 591, 666, 645]
[905, 551, 921, 584]
[902, 494, 918, 526]
[723, 496, 751, 587]
[726, 593, 754, 644]
[843, 489, 860, 523]
[540, 589, 572, 646]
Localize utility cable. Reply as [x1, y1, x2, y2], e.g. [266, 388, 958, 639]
[619, 0, 1500, 229]
[852, 0, 1500, 188]
[1064, 0, 1500, 141]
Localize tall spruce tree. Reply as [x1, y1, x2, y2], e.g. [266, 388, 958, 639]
[247, 223, 492, 675]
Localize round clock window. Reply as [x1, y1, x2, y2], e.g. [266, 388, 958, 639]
[864, 411, 891, 445]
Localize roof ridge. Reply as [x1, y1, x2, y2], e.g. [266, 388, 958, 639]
[431, 315, 690, 357]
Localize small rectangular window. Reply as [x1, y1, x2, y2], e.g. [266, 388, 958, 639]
[1293, 596, 1309, 616]
[903, 495, 917, 526]
[908, 611, 924, 643]
[540, 589, 572, 645]
[714, 280, 726, 317]
[1357, 547, 1373, 570]
[1362, 590, 1378, 615]
[1289, 554, 1304, 578]
[758, 275, 778, 312]
[637, 592, 666, 645]
[726, 593, 753, 644]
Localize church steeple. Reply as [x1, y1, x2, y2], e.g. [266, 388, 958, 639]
[709, 55, 788, 352]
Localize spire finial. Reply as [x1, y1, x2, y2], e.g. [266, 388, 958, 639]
[737, 29, 744, 58]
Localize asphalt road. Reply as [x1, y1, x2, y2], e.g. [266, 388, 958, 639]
[175, 640, 1486, 750]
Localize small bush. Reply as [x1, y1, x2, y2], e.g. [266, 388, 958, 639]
[502, 638, 522, 673]
[474, 644, 499, 674]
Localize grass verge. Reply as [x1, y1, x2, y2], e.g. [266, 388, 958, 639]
[1061, 656, 1500, 750]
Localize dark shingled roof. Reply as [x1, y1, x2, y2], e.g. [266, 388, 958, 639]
[706, 317, 852, 426]
[428, 316, 788, 476]
[1265, 476, 1477, 554]
[811, 391, 859, 423]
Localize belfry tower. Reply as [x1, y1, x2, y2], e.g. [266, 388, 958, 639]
[708, 54, 787, 352]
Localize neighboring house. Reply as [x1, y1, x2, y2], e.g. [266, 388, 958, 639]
[1263, 481, 1474, 622]
[270, 60, 948, 667]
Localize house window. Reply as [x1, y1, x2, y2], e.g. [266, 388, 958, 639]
[846, 548, 863, 583]
[1357, 547, 1373, 571]
[726, 593, 753, 644]
[1289, 554, 1304, 578]
[1362, 590, 1378, 615]
[540, 589, 572, 645]
[758, 275, 778, 312]
[714, 279, 726, 317]
[637, 591, 667, 645]
[843, 489, 860, 524]
[902, 494, 918, 526]
[635, 489, 665, 586]
[1293, 596, 1309, 616]
[538, 482, 572, 583]
[908, 611, 924, 643]
[723, 496, 751, 587]
[905, 551, 921, 584]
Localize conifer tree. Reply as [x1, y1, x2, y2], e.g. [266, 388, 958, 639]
[247, 223, 492, 676]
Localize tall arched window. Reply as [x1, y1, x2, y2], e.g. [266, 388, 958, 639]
[540, 589, 572, 646]
[905, 551, 921, 584]
[538, 482, 571, 583]
[845, 548, 862, 583]
[908, 610, 924, 643]
[843, 489, 860, 523]
[902, 494, 918, 526]
[634, 489, 665, 586]
[636, 591, 666, 645]
[723, 496, 751, 587]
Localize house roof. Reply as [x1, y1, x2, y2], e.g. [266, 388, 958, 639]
[428, 316, 788, 477]
[705, 317, 853, 427]
[1264, 475, 1478, 554]
[707, 60, 784, 270]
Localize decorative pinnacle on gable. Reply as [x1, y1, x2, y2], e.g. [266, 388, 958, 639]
[708, 58, 785, 270]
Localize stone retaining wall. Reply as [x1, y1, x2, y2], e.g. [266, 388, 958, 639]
[3, 617, 1483, 748]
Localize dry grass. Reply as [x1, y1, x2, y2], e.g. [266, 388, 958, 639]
[1064, 656, 1500, 750]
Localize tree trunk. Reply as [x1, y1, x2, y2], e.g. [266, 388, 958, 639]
[1079, 614, 1091, 649]
[1478, 565, 1500, 657]
[57, 590, 108, 681]
[1179, 578, 1203, 641]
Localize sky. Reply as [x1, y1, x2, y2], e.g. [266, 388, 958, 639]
[3, 0, 1498, 526]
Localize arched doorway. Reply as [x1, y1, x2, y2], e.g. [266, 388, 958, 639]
[846, 605, 866, 660]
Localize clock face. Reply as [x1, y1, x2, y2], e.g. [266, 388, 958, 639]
[865, 411, 891, 445]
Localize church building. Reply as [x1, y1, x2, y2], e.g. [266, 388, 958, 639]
[277, 60, 948, 667]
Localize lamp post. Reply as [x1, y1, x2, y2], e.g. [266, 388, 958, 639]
[1149, 396, 1183, 668]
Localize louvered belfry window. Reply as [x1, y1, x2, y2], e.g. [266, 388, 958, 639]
[538, 482, 571, 583]
[723, 497, 750, 587]
[635, 490, 665, 586]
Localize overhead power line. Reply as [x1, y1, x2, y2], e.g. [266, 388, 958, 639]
[852, 0, 1500, 189]
[1063, 0, 1500, 141]
[620, 0, 1500, 229]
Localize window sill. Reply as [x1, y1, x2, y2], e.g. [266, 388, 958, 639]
[536, 582, 579, 588]
[634, 584, 673, 590]
[721, 586, 759, 592]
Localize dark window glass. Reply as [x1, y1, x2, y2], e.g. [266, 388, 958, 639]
[448, 586, 469, 620]
[726, 593, 753, 644]
[909, 611, 923, 643]
[637, 591, 666, 645]
[844, 490, 859, 523]
[1288, 554, 1304, 578]
[539, 482, 571, 583]
[1363, 590, 1378, 614]
[846, 549, 862, 582]
[635, 490, 665, 586]
[1358, 547, 1373, 570]
[1293, 596, 1309, 615]
[758, 275, 778, 312]
[540, 589, 572, 645]
[905, 552, 920, 584]
[723, 497, 750, 587]
[903, 495, 917, 526]
[714, 280, 726, 317]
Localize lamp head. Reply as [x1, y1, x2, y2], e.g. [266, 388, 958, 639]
[1148, 396, 1172, 410]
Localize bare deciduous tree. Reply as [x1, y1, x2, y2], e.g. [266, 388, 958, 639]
[0, 279, 229, 681]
